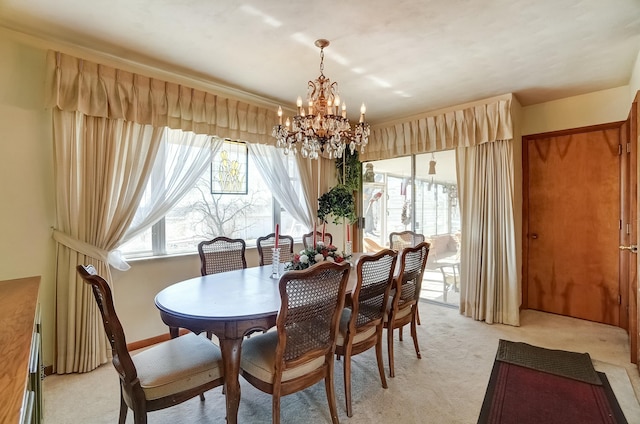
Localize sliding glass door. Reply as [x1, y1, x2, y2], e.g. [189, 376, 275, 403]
[362, 150, 461, 306]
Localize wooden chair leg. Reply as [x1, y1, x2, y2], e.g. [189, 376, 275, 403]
[132, 406, 147, 424]
[387, 324, 396, 378]
[411, 310, 421, 359]
[118, 388, 127, 424]
[343, 347, 353, 417]
[325, 359, 340, 424]
[272, 392, 281, 424]
[375, 329, 388, 389]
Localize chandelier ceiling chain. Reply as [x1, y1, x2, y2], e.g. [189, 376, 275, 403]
[272, 39, 370, 160]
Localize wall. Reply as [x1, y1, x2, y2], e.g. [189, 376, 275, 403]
[629, 49, 640, 103]
[521, 86, 631, 136]
[0, 37, 56, 365]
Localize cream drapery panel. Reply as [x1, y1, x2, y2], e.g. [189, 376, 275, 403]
[457, 141, 520, 326]
[295, 156, 331, 230]
[46, 51, 278, 144]
[53, 109, 164, 373]
[361, 97, 512, 161]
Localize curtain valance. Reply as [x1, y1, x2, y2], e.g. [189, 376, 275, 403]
[361, 96, 513, 161]
[45, 51, 278, 145]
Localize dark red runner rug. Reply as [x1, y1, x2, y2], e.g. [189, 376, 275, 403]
[478, 341, 627, 424]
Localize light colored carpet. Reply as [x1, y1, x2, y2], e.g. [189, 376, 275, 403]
[43, 305, 640, 423]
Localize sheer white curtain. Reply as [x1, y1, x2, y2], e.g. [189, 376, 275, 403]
[121, 131, 223, 249]
[52, 110, 164, 373]
[457, 140, 520, 326]
[248, 143, 313, 230]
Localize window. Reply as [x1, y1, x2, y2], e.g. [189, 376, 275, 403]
[120, 133, 306, 258]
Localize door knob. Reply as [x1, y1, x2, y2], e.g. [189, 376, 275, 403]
[530, 233, 538, 239]
[619, 245, 638, 253]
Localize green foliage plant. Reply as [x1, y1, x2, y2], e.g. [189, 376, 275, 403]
[317, 184, 356, 225]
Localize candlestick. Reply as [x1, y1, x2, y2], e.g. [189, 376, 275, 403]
[271, 247, 281, 279]
[345, 241, 353, 258]
[313, 223, 317, 248]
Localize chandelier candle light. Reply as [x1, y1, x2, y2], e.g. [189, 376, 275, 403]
[272, 39, 370, 160]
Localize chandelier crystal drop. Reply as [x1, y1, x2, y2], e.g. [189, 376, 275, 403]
[272, 39, 370, 160]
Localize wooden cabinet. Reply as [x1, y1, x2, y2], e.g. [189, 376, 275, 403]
[0, 276, 42, 424]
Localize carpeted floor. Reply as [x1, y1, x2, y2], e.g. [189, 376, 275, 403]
[43, 305, 640, 424]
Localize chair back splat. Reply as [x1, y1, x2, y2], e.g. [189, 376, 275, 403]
[198, 236, 247, 275]
[389, 230, 425, 251]
[257, 232, 295, 266]
[76, 265, 224, 424]
[302, 231, 333, 249]
[240, 261, 351, 424]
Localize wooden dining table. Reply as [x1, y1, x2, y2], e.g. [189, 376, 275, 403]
[154, 259, 361, 423]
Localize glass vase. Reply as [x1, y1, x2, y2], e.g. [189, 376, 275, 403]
[271, 247, 281, 279]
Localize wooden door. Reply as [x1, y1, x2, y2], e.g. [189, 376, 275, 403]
[625, 94, 639, 365]
[523, 123, 624, 326]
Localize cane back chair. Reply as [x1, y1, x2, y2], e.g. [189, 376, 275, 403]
[240, 261, 351, 424]
[335, 249, 398, 417]
[257, 232, 295, 266]
[198, 236, 247, 276]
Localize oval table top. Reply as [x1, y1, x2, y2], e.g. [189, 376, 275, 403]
[155, 255, 368, 322]
[155, 264, 283, 321]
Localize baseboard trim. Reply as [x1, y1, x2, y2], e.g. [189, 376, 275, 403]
[43, 365, 54, 376]
[127, 329, 190, 352]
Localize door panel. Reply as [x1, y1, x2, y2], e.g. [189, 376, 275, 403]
[525, 126, 621, 325]
[627, 95, 639, 365]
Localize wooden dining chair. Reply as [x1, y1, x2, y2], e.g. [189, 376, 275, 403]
[198, 236, 247, 275]
[363, 237, 386, 253]
[388, 230, 426, 325]
[389, 230, 425, 251]
[240, 261, 351, 424]
[76, 265, 224, 424]
[384, 242, 430, 377]
[257, 232, 295, 265]
[335, 249, 398, 417]
[302, 231, 333, 249]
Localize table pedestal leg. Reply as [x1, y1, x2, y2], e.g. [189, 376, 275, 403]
[219, 338, 243, 424]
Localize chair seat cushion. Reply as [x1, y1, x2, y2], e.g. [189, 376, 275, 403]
[240, 331, 325, 384]
[335, 308, 377, 346]
[132, 333, 223, 400]
[383, 298, 413, 323]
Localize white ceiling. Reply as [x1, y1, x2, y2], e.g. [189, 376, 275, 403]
[1, 0, 639, 126]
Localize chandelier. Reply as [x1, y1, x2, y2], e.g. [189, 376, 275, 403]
[272, 39, 370, 160]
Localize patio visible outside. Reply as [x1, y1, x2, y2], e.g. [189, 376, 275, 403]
[362, 151, 460, 307]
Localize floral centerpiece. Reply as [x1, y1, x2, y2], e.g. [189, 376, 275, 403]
[286, 242, 351, 270]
